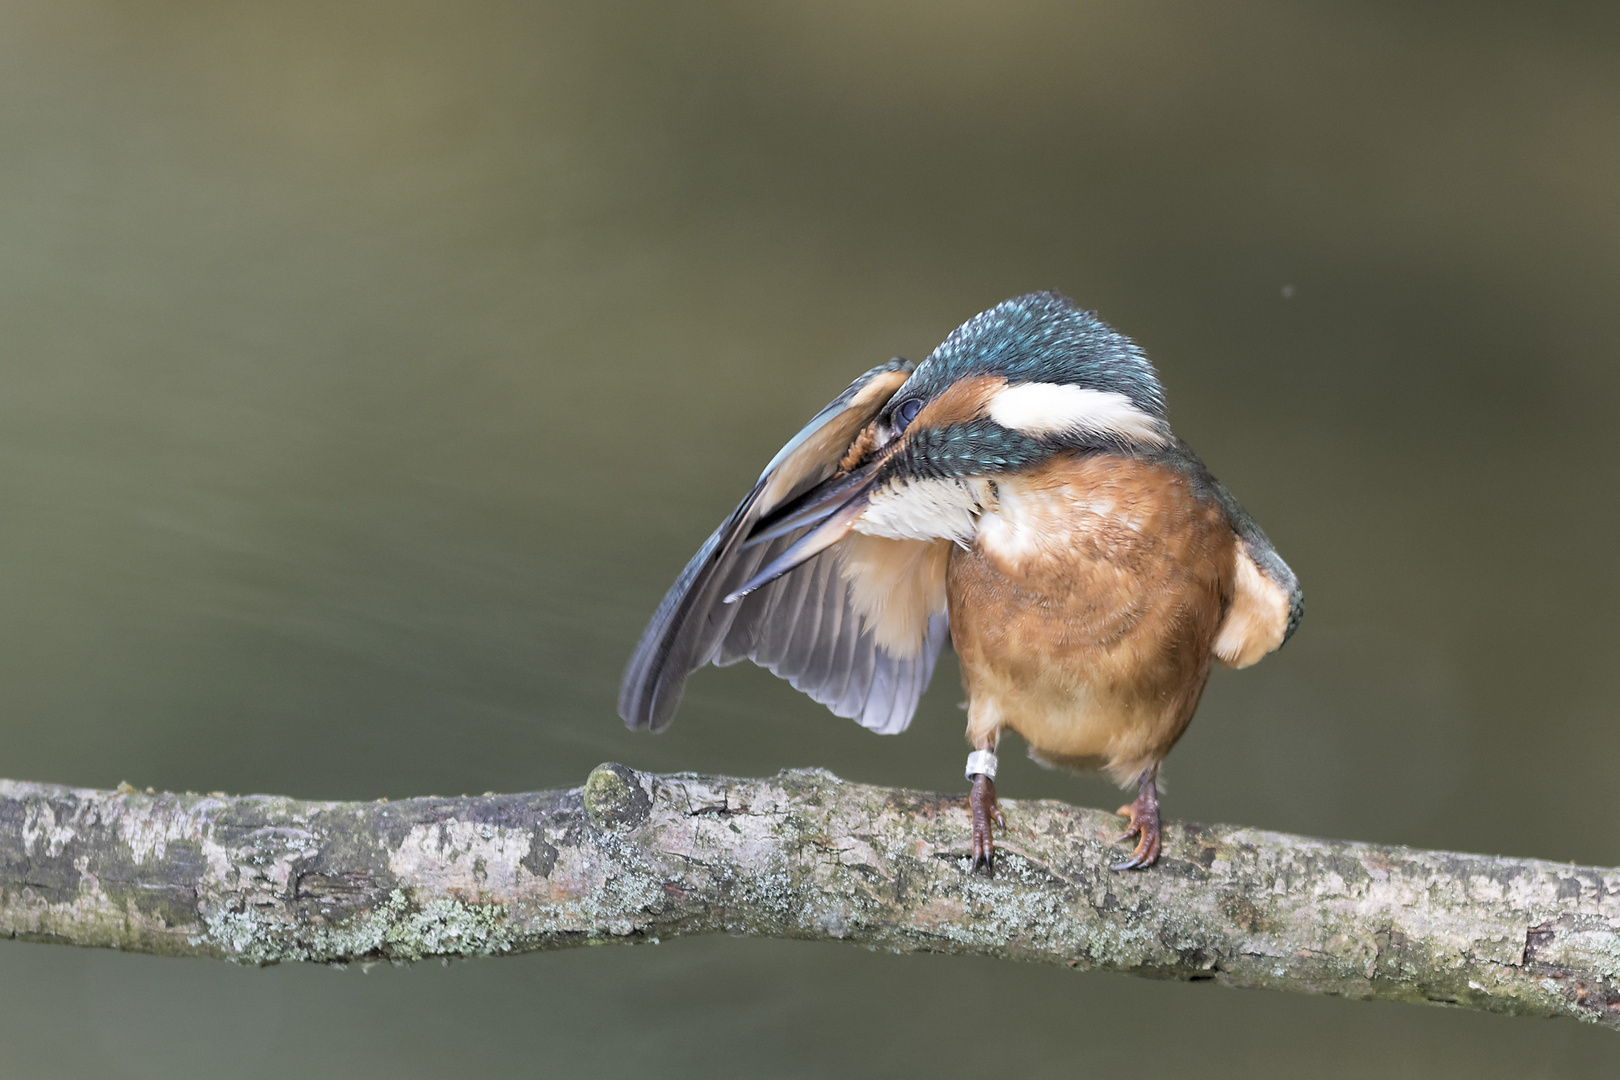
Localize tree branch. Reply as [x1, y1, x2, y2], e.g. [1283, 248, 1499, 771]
[2, 764, 1617, 1028]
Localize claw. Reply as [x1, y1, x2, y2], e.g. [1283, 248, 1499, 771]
[1109, 766, 1162, 871]
[969, 773, 1001, 875]
[1113, 801, 1141, 844]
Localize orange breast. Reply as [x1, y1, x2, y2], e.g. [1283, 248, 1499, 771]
[947, 453, 1235, 784]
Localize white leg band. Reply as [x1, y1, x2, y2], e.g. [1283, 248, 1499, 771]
[965, 750, 998, 781]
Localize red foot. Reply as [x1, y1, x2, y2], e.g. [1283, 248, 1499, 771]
[969, 773, 1005, 875]
[1112, 768, 1162, 871]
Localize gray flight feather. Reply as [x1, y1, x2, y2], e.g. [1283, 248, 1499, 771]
[619, 359, 948, 734]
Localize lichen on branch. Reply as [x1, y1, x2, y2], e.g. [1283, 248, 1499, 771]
[2, 765, 1617, 1029]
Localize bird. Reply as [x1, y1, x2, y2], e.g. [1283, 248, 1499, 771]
[618, 291, 1302, 872]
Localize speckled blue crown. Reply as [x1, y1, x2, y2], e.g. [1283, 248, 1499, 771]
[903, 291, 1167, 419]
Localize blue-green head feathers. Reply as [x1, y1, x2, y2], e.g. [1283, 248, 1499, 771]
[872, 292, 1168, 482]
[898, 291, 1166, 420]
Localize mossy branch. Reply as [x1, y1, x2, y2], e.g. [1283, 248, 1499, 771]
[2, 765, 1617, 1028]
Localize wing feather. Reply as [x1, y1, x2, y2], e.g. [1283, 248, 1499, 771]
[714, 533, 793, 667]
[619, 360, 941, 732]
[741, 558, 805, 670]
[1206, 474, 1304, 666]
[832, 632, 878, 718]
[799, 556, 845, 693]
[737, 547, 946, 735]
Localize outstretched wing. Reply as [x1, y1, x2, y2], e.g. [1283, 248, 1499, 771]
[619, 360, 950, 734]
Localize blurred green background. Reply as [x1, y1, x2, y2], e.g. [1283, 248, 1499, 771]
[2, 0, 1618, 1075]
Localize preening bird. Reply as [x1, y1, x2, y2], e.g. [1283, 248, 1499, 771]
[619, 292, 1302, 871]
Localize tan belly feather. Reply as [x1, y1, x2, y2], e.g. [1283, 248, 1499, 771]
[948, 454, 1235, 785]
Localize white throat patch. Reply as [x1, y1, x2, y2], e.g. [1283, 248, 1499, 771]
[854, 477, 990, 545]
[987, 383, 1166, 447]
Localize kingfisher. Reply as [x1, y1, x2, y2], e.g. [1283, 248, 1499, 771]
[619, 292, 1302, 871]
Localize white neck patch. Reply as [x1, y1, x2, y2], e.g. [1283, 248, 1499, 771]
[986, 383, 1167, 447]
[854, 477, 989, 544]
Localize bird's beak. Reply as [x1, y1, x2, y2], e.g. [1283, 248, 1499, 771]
[722, 487, 872, 603]
[741, 458, 882, 549]
[723, 426, 903, 603]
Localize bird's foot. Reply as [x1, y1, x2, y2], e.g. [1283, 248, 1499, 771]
[969, 773, 1005, 875]
[1111, 770, 1161, 871]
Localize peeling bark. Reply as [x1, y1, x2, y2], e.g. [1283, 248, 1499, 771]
[2, 765, 1617, 1028]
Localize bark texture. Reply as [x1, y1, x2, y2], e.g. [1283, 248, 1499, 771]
[2, 764, 1617, 1028]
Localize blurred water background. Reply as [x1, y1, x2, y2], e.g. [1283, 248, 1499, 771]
[2, 1, 1618, 1075]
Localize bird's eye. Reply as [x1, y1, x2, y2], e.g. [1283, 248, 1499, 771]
[895, 398, 923, 429]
